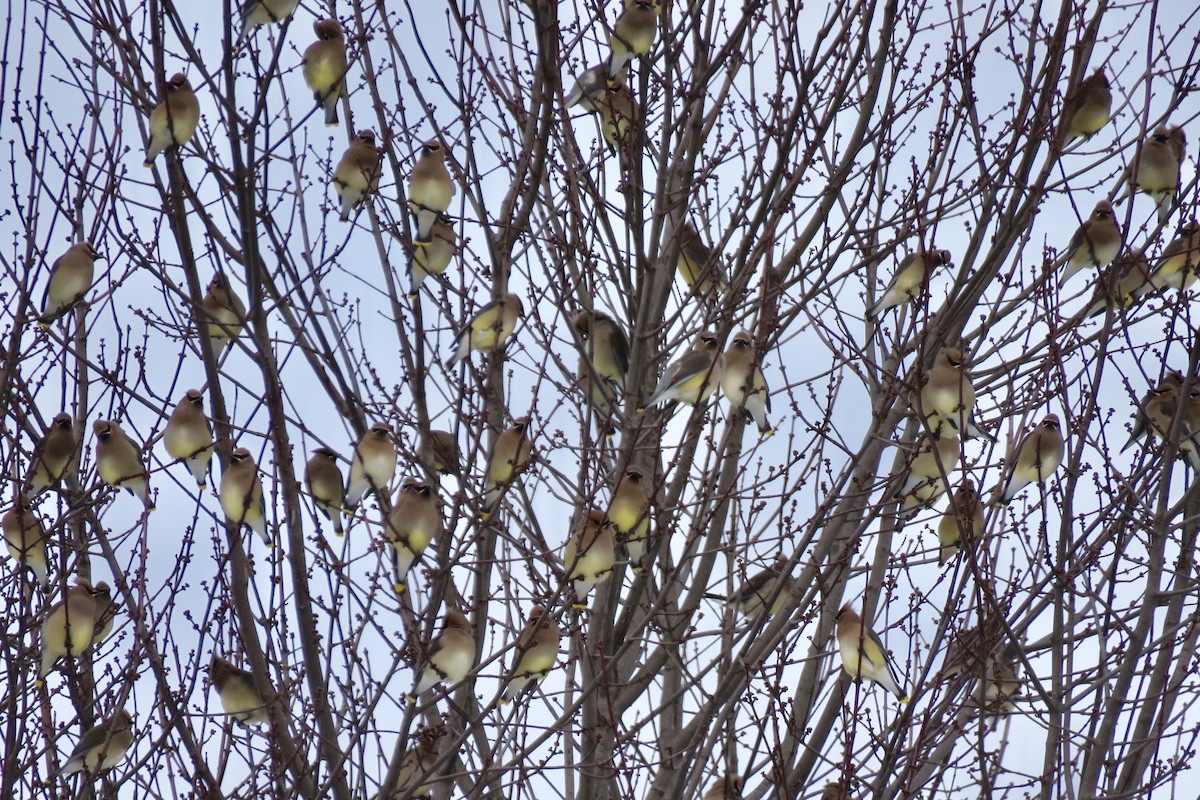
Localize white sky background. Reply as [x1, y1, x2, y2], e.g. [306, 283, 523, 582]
[4, 0, 1200, 798]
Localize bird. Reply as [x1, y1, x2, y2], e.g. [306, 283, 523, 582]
[197, 273, 247, 357]
[219, 447, 270, 546]
[1147, 222, 1200, 292]
[483, 417, 533, 511]
[345, 422, 397, 510]
[163, 389, 214, 490]
[333, 130, 383, 222]
[26, 413, 77, 495]
[238, 0, 300, 39]
[386, 478, 441, 593]
[301, 19, 347, 126]
[409, 609, 475, 699]
[395, 728, 444, 798]
[565, 62, 627, 111]
[981, 660, 1021, 715]
[38, 580, 113, 682]
[721, 331, 772, 435]
[607, 0, 661, 78]
[446, 292, 524, 366]
[572, 310, 631, 391]
[578, 353, 618, 429]
[409, 214, 456, 296]
[564, 509, 616, 609]
[39, 242, 103, 325]
[500, 605, 561, 704]
[209, 654, 269, 725]
[1061, 200, 1123, 283]
[1086, 248, 1153, 317]
[3, 493, 49, 586]
[304, 447, 345, 535]
[1122, 373, 1183, 453]
[408, 140, 456, 245]
[607, 465, 651, 571]
[835, 604, 908, 702]
[1061, 69, 1112, 145]
[144, 73, 200, 166]
[54, 709, 133, 777]
[916, 347, 994, 441]
[417, 430, 461, 479]
[702, 775, 744, 800]
[819, 783, 850, 800]
[93, 420, 153, 511]
[732, 555, 796, 617]
[596, 82, 638, 152]
[996, 414, 1065, 504]
[676, 222, 728, 295]
[937, 479, 983, 565]
[866, 249, 952, 318]
[893, 428, 959, 519]
[1134, 126, 1187, 224]
[642, 331, 725, 409]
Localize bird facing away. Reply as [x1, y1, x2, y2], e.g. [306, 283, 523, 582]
[163, 389, 214, 490]
[997, 414, 1065, 504]
[565, 509, 617, 609]
[607, 465, 651, 571]
[1134, 126, 1187, 224]
[55, 709, 133, 777]
[39, 242, 103, 325]
[702, 774, 744, 800]
[197, 273, 247, 357]
[409, 214, 457, 296]
[301, 19, 347, 126]
[1148, 222, 1200, 292]
[395, 728, 444, 798]
[417, 429, 461, 479]
[607, 0, 661, 78]
[917, 347, 994, 442]
[345, 422, 397, 510]
[596, 82, 639, 151]
[1061, 200, 1123, 283]
[239, 0, 300, 39]
[93, 420, 154, 511]
[565, 62, 627, 110]
[305, 447, 345, 535]
[892, 428, 959, 519]
[446, 292, 525, 366]
[144, 73, 200, 166]
[643, 331, 725, 409]
[3, 494, 49, 586]
[38, 580, 113, 681]
[26, 413, 77, 495]
[721, 331, 773, 435]
[676, 222, 728, 295]
[409, 609, 476, 699]
[219, 448, 270, 546]
[500, 605, 562, 704]
[866, 249, 952, 318]
[333, 130, 383, 222]
[733, 555, 796, 617]
[573, 310, 631, 391]
[209, 654, 269, 725]
[1061, 70, 1112, 145]
[937, 479, 984, 565]
[408, 140, 456, 245]
[483, 417, 534, 511]
[386, 478, 441, 593]
[835, 604, 908, 702]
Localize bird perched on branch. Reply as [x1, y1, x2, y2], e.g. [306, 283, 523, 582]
[38, 580, 115, 682]
[345, 422, 396, 510]
[333, 130, 383, 222]
[446, 292, 524, 366]
[144, 73, 200, 166]
[994, 414, 1064, 504]
[1060, 200, 1122, 283]
[866, 249, 952, 319]
[54, 709, 133, 778]
[409, 609, 475, 700]
[209, 655, 269, 725]
[301, 19, 347, 126]
[915, 347, 994, 442]
[937, 479, 983, 565]
[163, 389, 214, 491]
[220, 448, 270, 546]
[1060, 69, 1112, 145]
[607, 0, 661, 78]
[1147, 222, 1200, 292]
[607, 465, 651, 571]
[409, 214, 456, 296]
[3, 493, 48, 586]
[94, 420, 154, 511]
[565, 509, 616, 609]
[39, 242, 102, 325]
[387, 478, 441, 593]
[408, 140, 456, 245]
[483, 417, 533, 513]
[892, 428, 959, 519]
[722, 331, 773, 435]
[26, 413, 77, 495]
[835, 604, 908, 702]
[642, 331, 724, 410]
[1133, 126, 1187, 224]
[305, 447, 345, 535]
[197, 273, 247, 357]
[238, 0, 300, 39]
[500, 605, 561, 704]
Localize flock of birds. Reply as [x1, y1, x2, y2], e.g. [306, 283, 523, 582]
[7, 0, 1200, 797]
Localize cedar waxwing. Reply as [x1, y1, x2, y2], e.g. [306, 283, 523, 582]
[1147, 222, 1200, 292]
[607, 465, 651, 571]
[1061, 70, 1112, 145]
[997, 414, 1065, 504]
[573, 310, 631, 391]
[577, 354, 618, 437]
[564, 509, 616, 609]
[144, 73, 200, 166]
[93, 420, 153, 511]
[395, 728, 444, 798]
[892, 429, 959, 519]
[305, 447, 345, 535]
[301, 19, 347, 126]
[163, 389, 214, 490]
[733, 555, 797, 617]
[979, 661, 1021, 715]
[409, 214, 456, 296]
[408, 140, 456, 245]
[333, 130, 383, 222]
[209, 654, 269, 725]
[197, 273, 247, 356]
[1177, 381, 1200, 470]
[642, 331, 724, 409]
[1087, 248, 1153, 317]
[937, 479, 983, 565]
[820, 783, 850, 800]
[721, 331, 772, 435]
[38, 580, 113, 681]
[483, 417, 533, 510]
[1061, 200, 1123, 282]
[835, 604, 908, 702]
[39, 242, 103, 325]
[27, 413, 77, 494]
[55, 709, 133, 777]
[607, 0, 661, 78]
[3, 493, 48, 586]
[345, 422, 397, 510]
[1122, 373, 1183, 453]
[565, 62, 627, 111]
[409, 609, 475, 699]
[940, 622, 1000, 680]
[417, 429, 461, 478]
[702, 775, 744, 800]
[596, 82, 638, 151]
[386, 478, 441, 593]
[676, 222, 728, 294]
[239, 0, 300, 39]
[866, 249, 952, 318]
[219, 447, 270, 546]
[916, 348, 994, 442]
[446, 292, 525, 365]
[1134, 126, 1187, 224]
[500, 605, 562, 704]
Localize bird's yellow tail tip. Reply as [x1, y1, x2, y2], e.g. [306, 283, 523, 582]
[498, 697, 510, 706]
[393, 583, 406, 594]
[571, 602, 588, 610]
